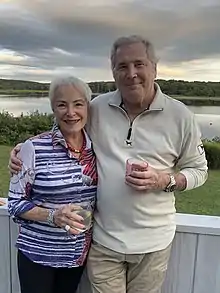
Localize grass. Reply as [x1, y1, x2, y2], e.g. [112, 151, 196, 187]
[0, 145, 11, 197]
[0, 145, 219, 216]
[175, 170, 220, 216]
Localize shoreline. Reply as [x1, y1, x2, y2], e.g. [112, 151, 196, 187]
[1, 91, 220, 106]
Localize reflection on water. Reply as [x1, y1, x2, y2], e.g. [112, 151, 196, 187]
[0, 97, 52, 116]
[188, 106, 220, 115]
[195, 114, 220, 140]
[0, 96, 219, 139]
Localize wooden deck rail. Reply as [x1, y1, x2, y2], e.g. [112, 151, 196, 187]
[1, 199, 220, 293]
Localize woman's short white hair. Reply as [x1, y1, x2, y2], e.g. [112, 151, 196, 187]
[49, 75, 92, 106]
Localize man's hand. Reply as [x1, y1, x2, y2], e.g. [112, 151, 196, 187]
[8, 143, 23, 174]
[125, 165, 170, 192]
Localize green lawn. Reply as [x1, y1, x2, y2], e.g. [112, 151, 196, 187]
[0, 145, 219, 216]
[175, 170, 220, 216]
[0, 145, 11, 197]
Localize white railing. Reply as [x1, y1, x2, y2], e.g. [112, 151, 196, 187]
[1, 199, 220, 293]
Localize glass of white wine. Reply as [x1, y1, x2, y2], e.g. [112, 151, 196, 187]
[74, 202, 93, 233]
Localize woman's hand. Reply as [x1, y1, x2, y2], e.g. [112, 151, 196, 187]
[53, 204, 85, 235]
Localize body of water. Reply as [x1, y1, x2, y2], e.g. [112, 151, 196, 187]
[0, 96, 219, 139]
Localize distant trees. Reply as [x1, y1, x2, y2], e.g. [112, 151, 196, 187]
[90, 79, 220, 97]
[157, 79, 220, 97]
[89, 81, 116, 93]
[89, 79, 220, 97]
[0, 78, 220, 97]
[0, 79, 49, 91]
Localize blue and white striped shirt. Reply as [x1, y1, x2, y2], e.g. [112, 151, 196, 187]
[8, 125, 97, 268]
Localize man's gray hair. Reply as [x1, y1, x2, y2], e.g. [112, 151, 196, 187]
[49, 75, 92, 106]
[111, 35, 158, 68]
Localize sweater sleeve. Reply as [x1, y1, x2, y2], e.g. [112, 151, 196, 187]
[177, 113, 208, 190]
[8, 139, 36, 223]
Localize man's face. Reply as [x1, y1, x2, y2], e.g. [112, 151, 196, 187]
[112, 42, 156, 106]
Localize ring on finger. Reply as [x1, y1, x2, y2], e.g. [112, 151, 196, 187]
[64, 224, 71, 232]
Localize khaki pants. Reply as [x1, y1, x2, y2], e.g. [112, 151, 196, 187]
[87, 241, 172, 293]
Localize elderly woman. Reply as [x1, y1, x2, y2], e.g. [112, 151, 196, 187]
[8, 76, 97, 293]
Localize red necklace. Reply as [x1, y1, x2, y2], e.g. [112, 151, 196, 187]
[67, 146, 82, 153]
[67, 143, 83, 154]
[66, 133, 86, 154]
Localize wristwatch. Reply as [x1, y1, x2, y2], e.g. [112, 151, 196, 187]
[47, 209, 56, 225]
[164, 175, 176, 192]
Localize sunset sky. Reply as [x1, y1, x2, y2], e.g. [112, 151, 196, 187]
[0, 0, 220, 82]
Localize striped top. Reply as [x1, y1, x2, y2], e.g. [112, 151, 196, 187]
[8, 124, 97, 268]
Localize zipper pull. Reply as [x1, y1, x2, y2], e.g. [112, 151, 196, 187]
[126, 124, 133, 146]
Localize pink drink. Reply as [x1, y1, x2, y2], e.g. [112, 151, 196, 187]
[126, 158, 148, 175]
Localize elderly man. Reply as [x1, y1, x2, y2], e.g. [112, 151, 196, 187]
[9, 35, 208, 293]
[86, 35, 208, 293]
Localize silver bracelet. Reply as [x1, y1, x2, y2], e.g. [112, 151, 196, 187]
[47, 209, 56, 225]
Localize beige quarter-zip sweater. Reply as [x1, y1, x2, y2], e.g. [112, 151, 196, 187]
[88, 84, 208, 254]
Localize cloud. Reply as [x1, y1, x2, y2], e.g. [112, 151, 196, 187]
[0, 0, 219, 81]
[158, 58, 220, 82]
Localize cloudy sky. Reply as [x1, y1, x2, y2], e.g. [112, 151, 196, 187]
[0, 0, 220, 82]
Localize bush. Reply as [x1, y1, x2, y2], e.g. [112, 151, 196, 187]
[0, 111, 53, 146]
[203, 141, 220, 169]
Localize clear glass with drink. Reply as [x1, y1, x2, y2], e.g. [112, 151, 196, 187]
[74, 202, 93, 233]
[126, 158, 148, 176]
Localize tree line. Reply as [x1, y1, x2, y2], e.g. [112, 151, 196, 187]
[1, 78, 220, 97]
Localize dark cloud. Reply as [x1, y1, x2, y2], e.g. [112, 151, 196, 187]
[0, 0, 220, 81]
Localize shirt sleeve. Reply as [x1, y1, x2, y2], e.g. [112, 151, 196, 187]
[176, 113, 208, 190]
[8, 139, 36, 223]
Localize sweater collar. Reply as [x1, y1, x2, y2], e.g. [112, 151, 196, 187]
[108, 82, 165, 112]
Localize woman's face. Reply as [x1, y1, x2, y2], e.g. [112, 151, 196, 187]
[52, 84, 88, 137]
